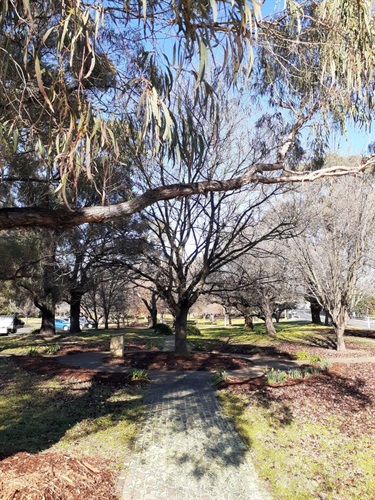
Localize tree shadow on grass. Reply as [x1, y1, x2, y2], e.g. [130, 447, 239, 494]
[305, 334, 338, 350]
[345, 329, 375, 340]
[0, 357, 144, 460]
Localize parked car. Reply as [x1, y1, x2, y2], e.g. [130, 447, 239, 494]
[81, 318, 96, 329]
[0, 313, 24, 335]
[55, 317, 96, 331]
[55, 318, 70, 331]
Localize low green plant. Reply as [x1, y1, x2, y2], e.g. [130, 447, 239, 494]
[145, 339, 162, 350]
[153, 323, 173, 335]
[295, 351, 331, 370]
[210, 370, 230, 386]
[127, 368, 150, 381]
[27, 347, 40, 357]
[44, 345, 60, 355]
[316, 358, 332, 370]
[266, 368, 287, 384]
[186, 324, 201, 336]
[287, 368, 304, 379]
[295, 350, 310, 360]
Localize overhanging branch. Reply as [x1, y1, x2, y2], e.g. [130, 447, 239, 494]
[0, 160, 372, 231]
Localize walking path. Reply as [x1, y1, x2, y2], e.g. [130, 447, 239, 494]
[52, 337, 375, 499]
[117, 370, 271, 500]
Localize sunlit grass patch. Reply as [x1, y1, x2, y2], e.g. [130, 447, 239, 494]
[219, 392, 375, 500]
[0, 358, 145, 466]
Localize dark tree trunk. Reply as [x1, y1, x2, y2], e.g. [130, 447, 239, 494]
[174, 301, 190, 356]
[243, 314, 254, 330]
[310, 299, 322, 324]
[104, 315, 109, 330]
[70, 292, 82, 333]
[151, 308, 158, 328]
[325, 311, 331, 326]
[39, 305, 55, 336]
[143, 292, 158, 329]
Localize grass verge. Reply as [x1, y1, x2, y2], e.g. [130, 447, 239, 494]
[219, 390, 375, 500]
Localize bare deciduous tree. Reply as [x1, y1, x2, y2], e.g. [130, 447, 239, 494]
[289, 176, 375, 350]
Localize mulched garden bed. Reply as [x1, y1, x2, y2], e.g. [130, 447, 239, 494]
[12, 356, 136, 386]
[109, 351, 255, 371]
[221, 362, 375, 437]
[218, 344, 295, 359]
[273, 341, 373, 359]
[0, 451, 117, 500]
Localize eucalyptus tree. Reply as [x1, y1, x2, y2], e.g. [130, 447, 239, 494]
[1, 1, 375, 231]
[290, 176, 375, 350]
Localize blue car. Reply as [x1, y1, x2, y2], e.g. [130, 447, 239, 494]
[55, 318, 70, 331]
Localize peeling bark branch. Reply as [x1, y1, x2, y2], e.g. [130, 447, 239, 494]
[0, 161, 372, 231]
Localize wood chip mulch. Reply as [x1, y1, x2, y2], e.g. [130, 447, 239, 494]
[119, 351, 254, 371]
[223, 362, 375, 437]
[0, 452, 117, 500]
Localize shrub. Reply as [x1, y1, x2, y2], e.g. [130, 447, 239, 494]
[27, 347, 40, 357]
[266, 368, 287, 384]
[154, 323, 173, 335]
[127, 368, 150, 382]
[186, 324, 201, 336]
[210, 370, 230, 386]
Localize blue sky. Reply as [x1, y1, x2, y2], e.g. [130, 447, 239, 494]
[332, 124, 374, 156]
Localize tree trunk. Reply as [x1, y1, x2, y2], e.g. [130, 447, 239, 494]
[39, 305, 55, 336]
[151, 308, 157, 328]
[325, 311, 331, 326]
[262, 298, 277, 337]
[243, 314, 254, 330]
[335, 324, 346, 351]
[333, 306, 347, 351]
[310, 299, 322, 324]
[143, 293, 158, 329]
[174, 302, 190, 356]
[70, 292, 82, 333]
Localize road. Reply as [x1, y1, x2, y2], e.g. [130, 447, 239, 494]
[288, 309, 375, 329]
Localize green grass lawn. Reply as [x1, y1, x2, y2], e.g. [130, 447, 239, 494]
[0, 326, 165, 355]
[0, 356, 145, 466]
[219, 389, 375, 500]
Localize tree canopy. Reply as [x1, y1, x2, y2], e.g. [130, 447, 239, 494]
[1, 0, 375, 230]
